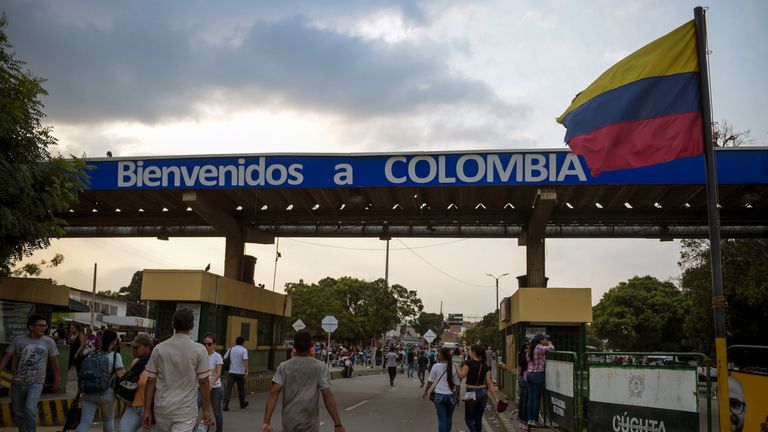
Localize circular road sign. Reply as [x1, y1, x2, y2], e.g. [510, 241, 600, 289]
[423, 329, 437, 343]
[292, 319, 306, 331]
[321, 315, 338, 333]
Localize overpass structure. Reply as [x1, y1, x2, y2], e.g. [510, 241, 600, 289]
[60, 147, 768, 285]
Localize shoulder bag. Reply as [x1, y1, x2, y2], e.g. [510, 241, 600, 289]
[428, 367, 449, 402]
[462, 362, 484, 405]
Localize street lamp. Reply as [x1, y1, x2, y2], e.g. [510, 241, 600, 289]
[486, 273, 510, 320]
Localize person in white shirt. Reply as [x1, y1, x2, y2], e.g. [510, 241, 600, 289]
[223, 336, 249, 410]
[143, 308, 212, 432]
[422, 347, 461, 432]
[201, 333, 224, 431]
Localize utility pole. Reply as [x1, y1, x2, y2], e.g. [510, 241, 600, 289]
[486, 273, 509, 319]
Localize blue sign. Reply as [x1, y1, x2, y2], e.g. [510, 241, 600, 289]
[85, 148, 768, 191]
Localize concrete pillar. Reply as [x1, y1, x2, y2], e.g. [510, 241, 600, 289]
[224, 236, 245, 280]
[526, 231, 547, 288]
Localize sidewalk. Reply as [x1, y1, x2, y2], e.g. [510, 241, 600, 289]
[488, 384, 520, 432]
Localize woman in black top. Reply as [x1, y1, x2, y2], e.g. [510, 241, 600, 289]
[458, 345, 496, 432]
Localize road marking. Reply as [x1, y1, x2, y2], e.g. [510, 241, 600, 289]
[388, 386, 400, 391]
[345, 400, 369, 411]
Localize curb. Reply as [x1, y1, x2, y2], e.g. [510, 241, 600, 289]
[488, 386, 519, 432]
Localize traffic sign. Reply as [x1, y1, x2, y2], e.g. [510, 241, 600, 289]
[321, 315, 338, 333]
[423, 329, 436, 343]
[292, 319, 306, 331]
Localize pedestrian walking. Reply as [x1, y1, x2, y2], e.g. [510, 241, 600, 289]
[0, 314, 61, 432]
[117, 333, 153, 432]
[68, 323, 88, 373]
[417, 350, 429, 386]
[200, 333, 224, 432]
[384, 346, 399, 386]
[526, 333, 554, 429]
[422, 347, 460, 432]
[458, 345, 497, 432]
[76, 329, 125, 432]
[262, 329, 346, 432]
[407, 349, 416, 378]
[143, 308, 213, 432]
[363, 347, 371, 367]
[222, 336, 249, 411]
[516, 341, 530, 430]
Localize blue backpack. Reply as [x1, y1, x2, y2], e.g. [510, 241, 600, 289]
[78, 351, 116, 393]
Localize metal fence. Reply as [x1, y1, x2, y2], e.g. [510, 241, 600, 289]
[538, 351, 713, 431]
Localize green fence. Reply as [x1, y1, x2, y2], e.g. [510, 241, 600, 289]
[532, 351, 713, 431]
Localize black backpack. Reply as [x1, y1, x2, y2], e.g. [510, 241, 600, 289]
[78, 351, 116, 394]
[114, 356, 148, 403]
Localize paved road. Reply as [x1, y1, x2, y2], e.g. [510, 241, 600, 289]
[0, 370, 504, 432]
[224, 370, 502, 432]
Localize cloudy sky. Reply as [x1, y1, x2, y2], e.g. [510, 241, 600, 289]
[5, 1, 766, 318]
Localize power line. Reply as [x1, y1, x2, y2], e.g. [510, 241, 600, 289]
[395, 238, 493, 289]
[284, 238, 470, 251]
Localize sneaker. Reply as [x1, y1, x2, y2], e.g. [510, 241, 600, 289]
[223, 406, 229, 411]
[240, 401, 249, 409]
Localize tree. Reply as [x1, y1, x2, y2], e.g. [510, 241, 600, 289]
[679, 239, 768, 355]
[285, 276, 423, 347]
[10, 253, 64, 277]
[414, 312, 448, 343]
[0, 14, 88, 275]
[462, 311, 500, 349]
[592, 276, 684, 351]
[713, 119, 752, 147]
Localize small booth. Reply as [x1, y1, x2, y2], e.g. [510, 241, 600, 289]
[141, 269, 292, 372]
[498, 287, 592, 401]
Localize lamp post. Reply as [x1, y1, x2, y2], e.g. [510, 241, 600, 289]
[486, 273, 509, 320]
[487, 273, 509, 376]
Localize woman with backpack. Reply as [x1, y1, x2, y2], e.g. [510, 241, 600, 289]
[118, 333, 153, 432]
[422, 347, 461, 432]
[77, 329, 125, 432]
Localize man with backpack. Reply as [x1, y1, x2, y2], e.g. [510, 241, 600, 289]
[76, 329, 125, 432]
[0, 314, 61, 432]
[117, 333, 153, 432]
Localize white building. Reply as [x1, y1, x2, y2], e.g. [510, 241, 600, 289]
[68, 288, 127, 316]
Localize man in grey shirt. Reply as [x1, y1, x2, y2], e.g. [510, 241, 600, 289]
[262, 330, 345, 432]
[0, 314, 61, 432]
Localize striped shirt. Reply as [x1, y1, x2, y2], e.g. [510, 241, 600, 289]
[528, 343, 554, 373]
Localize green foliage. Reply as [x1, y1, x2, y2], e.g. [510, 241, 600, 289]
[679, 239, 768, 354]
[285, 276, 423, 346]
[413, 312, 447, 343]
[592, 276, 683, 351]
[0, 15, 89, 275]
[10, 253, 64, 277]
[462, 311, 500, 349]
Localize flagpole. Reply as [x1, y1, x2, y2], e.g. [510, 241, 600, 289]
[694, 7, 729, 431]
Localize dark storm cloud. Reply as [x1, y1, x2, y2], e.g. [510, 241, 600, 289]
[3, 1, 526, 125]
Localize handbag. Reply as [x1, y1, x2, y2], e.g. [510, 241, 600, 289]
[62, 396, 81, 431]
[429, 368, 449, 402]
[462, 362, 484, 405]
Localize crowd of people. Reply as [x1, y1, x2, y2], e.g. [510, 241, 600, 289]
[2, 311, 524, 432]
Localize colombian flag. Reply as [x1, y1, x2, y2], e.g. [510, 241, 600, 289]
[557, 21, 703, 176]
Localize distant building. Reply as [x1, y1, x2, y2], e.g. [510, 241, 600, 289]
[68, 288, 127, 316]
